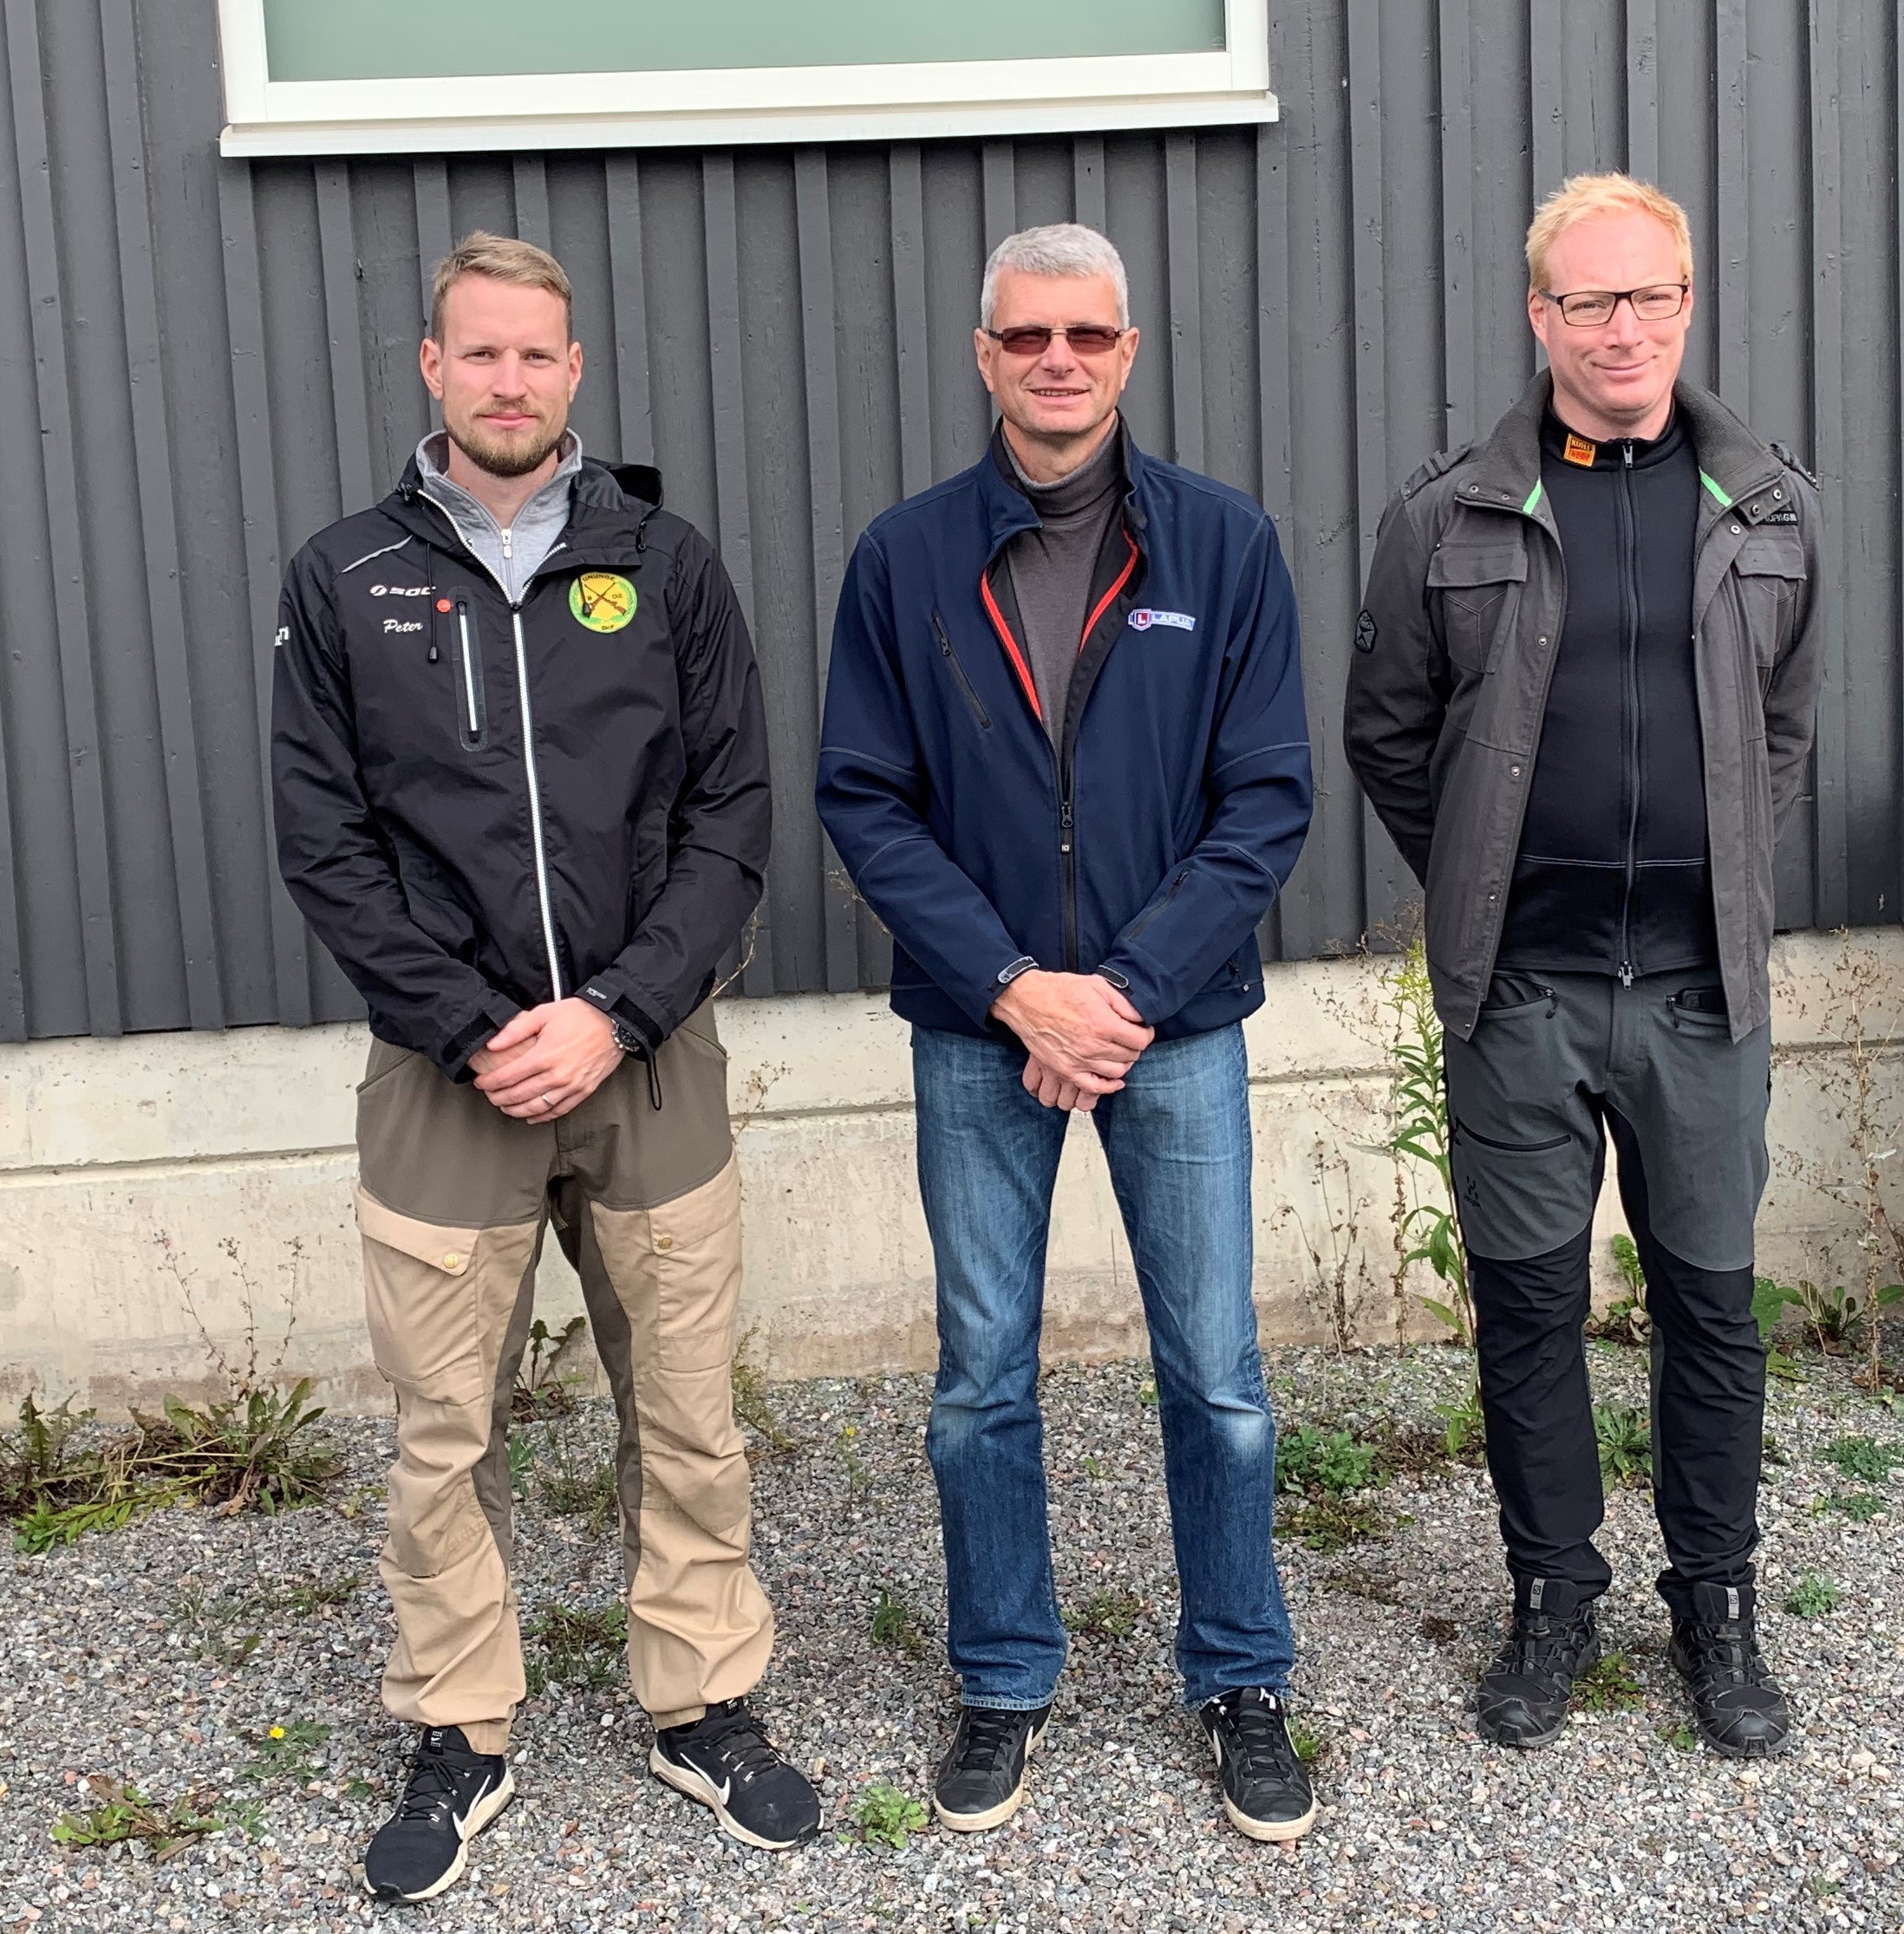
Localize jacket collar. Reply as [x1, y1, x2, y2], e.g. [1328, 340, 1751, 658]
[1463, 370, 1786, 520]
[978, 415, 1152, 554]
[387, 451, 665, 563]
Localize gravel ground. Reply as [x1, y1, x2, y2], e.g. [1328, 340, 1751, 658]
[2, 1342, 1901, 1933]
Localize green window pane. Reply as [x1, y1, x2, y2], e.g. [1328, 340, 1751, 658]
[263, 1, 1227, 82]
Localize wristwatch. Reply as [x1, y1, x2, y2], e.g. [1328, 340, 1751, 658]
[609, 1016, 649, 1058]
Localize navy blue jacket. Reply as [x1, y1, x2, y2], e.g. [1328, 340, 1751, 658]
[815, 423, 1312, 1039]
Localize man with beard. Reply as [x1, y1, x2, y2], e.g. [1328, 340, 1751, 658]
[272, 232, 818, 1902]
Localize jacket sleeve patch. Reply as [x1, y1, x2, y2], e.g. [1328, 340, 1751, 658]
[1354, 610, 1379, 654]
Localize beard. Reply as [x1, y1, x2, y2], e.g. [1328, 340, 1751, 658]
[447, 409, 566, 480]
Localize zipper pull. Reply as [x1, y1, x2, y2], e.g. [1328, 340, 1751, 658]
[1060, 799, 1073, 855]
[501, 526, 514, 560]
[1622, 441, 1633, 467]
[1619, 960, 1634, 987]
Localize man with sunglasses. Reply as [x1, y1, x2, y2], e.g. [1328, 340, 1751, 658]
[818, 224, 1315, 1840]
[1347, 174, 1822, 1757]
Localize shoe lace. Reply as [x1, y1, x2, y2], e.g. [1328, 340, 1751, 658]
[692, 1703, 787, 1788]
[955, 1708, 1031, 1773]
[1218, 1690, 1300, 1780]
[1684, 1621, 1770, 1688]
[1495, 1613, 1587, 1682]
[393, 1742, 473, 1826]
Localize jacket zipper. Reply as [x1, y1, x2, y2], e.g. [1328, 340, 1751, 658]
[511, 605, 564, 1000]
[931, 611, 991, 728]
[455, 601, 482, 741]
[1616, 440, 1640, 987]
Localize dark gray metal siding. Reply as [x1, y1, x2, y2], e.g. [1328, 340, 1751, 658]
[1, 0, 1897, 1039]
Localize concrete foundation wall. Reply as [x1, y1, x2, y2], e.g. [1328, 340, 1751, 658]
[4, 931, 1901, 1416]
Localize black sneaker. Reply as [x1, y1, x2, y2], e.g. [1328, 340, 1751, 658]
[1668, 1582, 1792, 1758]
[651, 1698, 821, 1850]
[362, 1725, 513, 1904]
[1198, 1688, 1318, 1842]
[1475, 1598, 1600, 1748]
[932, 1703, 1051, 1832]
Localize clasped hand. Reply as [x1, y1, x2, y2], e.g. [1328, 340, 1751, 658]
[990, 968, 1153, 1113]
[470, 997, 624, 1120]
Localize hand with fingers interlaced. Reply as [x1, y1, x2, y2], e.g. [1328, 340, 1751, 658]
[990, 968, 1153, 1112]
[470, 998, 625, 1120]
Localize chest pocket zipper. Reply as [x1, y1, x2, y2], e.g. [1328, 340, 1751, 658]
[931, 610, 992, 729]
[451, 597, 488, 750]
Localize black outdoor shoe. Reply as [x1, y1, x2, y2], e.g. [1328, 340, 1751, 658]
[1668, 1582, 1793, 1758]
[650, 1698, 821, 1850]
[1199, 1688, 1318, 1842]
[1475, 1599, 1600, 1748]
[362, 1725, 514, 1904]
[932, 1703, 1052, 1832]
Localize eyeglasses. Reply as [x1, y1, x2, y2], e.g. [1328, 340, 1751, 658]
[1539, 283, 1690, 326]
[983, 323, 1127, 356]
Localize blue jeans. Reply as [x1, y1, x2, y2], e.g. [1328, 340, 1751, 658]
[913, 1021, 1295, 1709]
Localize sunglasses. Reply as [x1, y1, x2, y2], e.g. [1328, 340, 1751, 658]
[983, 324, 1127, 357]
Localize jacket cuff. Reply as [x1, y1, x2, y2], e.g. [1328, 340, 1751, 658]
[576, 974, 664, 1052]
[440, 998, 519, 1083]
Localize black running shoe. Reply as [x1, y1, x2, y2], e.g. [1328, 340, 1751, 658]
[1475, 1601, 1600, 1748]
[1668, 1582, 1792, 1759]
[1198, 1688, 1318, 1842]
[651, 1698, 821, 1850]
[932, 1703, 1052, 1832]
[362, 1725, 513, 1904]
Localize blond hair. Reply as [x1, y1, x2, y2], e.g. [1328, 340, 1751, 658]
[1525, 173, 1693, 292]
[429, 231, 573, 343]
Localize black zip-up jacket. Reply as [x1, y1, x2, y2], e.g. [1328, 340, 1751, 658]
[271, 454, 771, 1081]
[1494, 407, 1714, 976]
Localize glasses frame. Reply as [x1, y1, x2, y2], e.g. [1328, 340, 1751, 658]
[1538, 283, 1691, 327]
[982, 323, 1130, 357]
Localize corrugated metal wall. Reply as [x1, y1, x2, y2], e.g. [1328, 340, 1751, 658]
[1, 0, 1898, 1041]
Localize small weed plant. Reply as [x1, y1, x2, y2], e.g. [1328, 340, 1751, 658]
[1820, 1435, 1904, 1484]
[51, 1776, 224, 1858]
[1785, 1573, 1840, 1618]
[731, 1328, 801, 1456]
[1817, 1490, 1886, 1523]
[1276, 1425, 1378, 1496]
[1594, 1404, 1653, 1489]
[525, 1601, 627, 1695]
[1658, 1721, 1698, 1752]
[1574, 1651, 1644, 1713]
[870, 1588, 927, 1659]
[1587, 1234, 1651, 1345]
[513, 1316, 589, 1422]
[1063, 1589, 1143, 1641]
[1287, 1713, 1325, 1767]
[243, 1720, 331, 1783]
[538, 1427, 619, 1535]
[854, 1783, 928, 1850]
[835, 1424, 872, 1498]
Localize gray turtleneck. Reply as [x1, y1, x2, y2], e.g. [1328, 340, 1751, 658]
[414, 429, 584, 605]
[1003, 424, 1125, 743]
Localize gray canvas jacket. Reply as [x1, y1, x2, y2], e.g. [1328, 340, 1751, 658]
[1345, 372, 1822, 1044]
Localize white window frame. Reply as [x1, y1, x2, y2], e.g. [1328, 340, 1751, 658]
[215, 0, 1275, 157]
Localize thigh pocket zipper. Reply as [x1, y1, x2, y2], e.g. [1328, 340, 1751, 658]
[1453, 1116, 1570, 1155]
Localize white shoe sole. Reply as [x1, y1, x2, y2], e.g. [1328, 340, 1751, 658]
[364, 1767, 516, 1903]
[932, 1715, 1047, 1833]
[649, 1747, 818, 1851]
[1210, 1735, 1317, 1842]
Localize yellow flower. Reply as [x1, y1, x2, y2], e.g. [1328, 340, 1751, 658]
[269, 1726, 285, 1740]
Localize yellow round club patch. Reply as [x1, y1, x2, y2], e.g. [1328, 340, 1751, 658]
[570, 571, 637, 634]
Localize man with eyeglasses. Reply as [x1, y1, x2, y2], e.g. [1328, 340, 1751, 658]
[1347, 174, 1822, 1757]
[817, 224, 1315, 1840]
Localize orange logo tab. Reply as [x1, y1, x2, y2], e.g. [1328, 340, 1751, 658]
[1562, 433, 1598, 467]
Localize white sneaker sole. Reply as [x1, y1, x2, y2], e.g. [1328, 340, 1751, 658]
[1210, 1735, 1318, 1842]
[649, 1747, 818, 1851]
[364, 1767, 516, 1903]
[932, 1715, 1047, 1833]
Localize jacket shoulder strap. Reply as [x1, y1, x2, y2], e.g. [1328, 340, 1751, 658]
[1768, 440, 1819, 490]
[1399, 442, 1477, 500]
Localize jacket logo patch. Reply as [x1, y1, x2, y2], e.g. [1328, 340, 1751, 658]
[369, 583, 433, 596]
[1562, 433, 1598, 467]
[1128, 609, 1195, 632]
[1355, 610, 1378, 654]
[382, 618, 423, 634]
[571, 572, 637, 633]
[1758, 507, 1799, 524]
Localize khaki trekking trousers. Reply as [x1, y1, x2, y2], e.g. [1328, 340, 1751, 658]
[352, 1001, 771, 1749]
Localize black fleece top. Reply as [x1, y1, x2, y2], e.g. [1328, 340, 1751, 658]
[1495, 407, 1718, 980]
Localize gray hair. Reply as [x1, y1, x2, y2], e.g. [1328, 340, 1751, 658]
[980, 223, 1130, 331]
